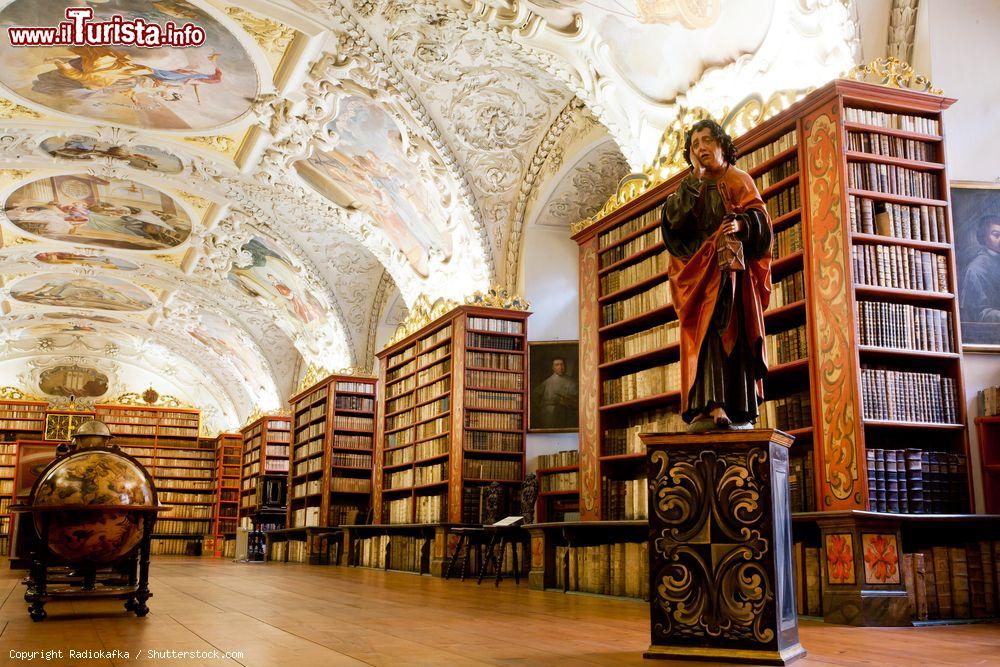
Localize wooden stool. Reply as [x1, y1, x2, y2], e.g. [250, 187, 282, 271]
[477, 525, 526, 587]
[444, 527, 486, 580]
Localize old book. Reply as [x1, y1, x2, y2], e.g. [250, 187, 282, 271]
[981, 541, 996, 616]
[932, 546, 952, 617]
[913, 552, 929, 621]
[599, 543, 611, 595]
[949, 546, 970, 618]
[903, 553, 917, 618]
[805, 547, 822, 616]
[920, 549, 939, 618]
[905, 449, 924, 513]
[624, 542, 638, 599]
[793, 542, 805, 613]
[967, 543, 988, 618]
[610, 542, 626, 597]
[555, 546, 567, 590]
[568, 546, 579, 591]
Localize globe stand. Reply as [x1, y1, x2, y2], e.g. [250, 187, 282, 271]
[22, 507, 160, 621]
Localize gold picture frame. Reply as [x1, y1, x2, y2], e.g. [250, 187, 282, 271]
[951, 180, 1000, 352]
[528, 340, 580, 433]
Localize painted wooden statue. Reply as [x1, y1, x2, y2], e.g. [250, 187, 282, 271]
[660, 119, 773, 431]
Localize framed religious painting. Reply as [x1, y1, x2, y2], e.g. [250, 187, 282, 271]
[952, 181, 1000, 351]
[528, 340, 580, 433]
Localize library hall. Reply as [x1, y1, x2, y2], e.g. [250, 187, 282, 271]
[1, 0, 999, 665]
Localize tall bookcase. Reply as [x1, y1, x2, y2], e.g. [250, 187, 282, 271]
[212, 432, 242, 555]
[94, 404, 214, 555]
[0, 398, 46, 551]
[572, 78, 969, 520]
[238, 415, 291, 530]
[373, 304, 530, 525]
[288, 374, 376, 528]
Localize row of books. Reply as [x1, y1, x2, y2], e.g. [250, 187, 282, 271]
[298, 385, 328, 403]
[293, 457, 322, 476]
[598, 208, 658, 250]
[754, 154, 798, 192]
[355, 535, 392, 569]
[161, 505, 212, 519]
[158, 490, 212, 502]
[334, 415, 374, 432]
[860, 368, 958, 424]
[333, 434, 372, 450]
[851, 243, 949, 292]
[846, 130, 936, 161]
[758, 391, 812, 432]
[270, 540, 309, 562]
[384, 497, 412, 524]
[0, 419, 43, 431]
[466, 369, 523, 390]
[467, 316, 524, 335]
[980, 385, 1000, 417]
[329, 502, 366, 526]
[554, 542, 650, 599]
[541, 471, 578, 492]
[844, 106, 940, 135]
[244, 460, 289, 476]
[298, 404, 325, 423]
[337, 381, 375, 395]
[856, 301, 954, 352]
[904, 543, 998, 620]
[463, 459, 521, 481]
[602, 320, 680, 362]
[599, 252, 668, 296]
[335, 395, 374, 412]
[789, 449, 817, 513]
[765, 323, 808, 366]
[774, 221, 802, 259]
[468, 350, 523, 371]
[537, 449, 579, 470]
[155, 466, 212, 479]
[847, 161, 939, 200]
[356, 535, 425, 572]
[466, 389, 520, 411]
[792, 544, 822, 615]
[155, 519, 211, 534]
[417, 326, 451, 352]
[387, 376, 414, 398]
[419, 435, 450, 461]
[465, 410, 521, 431]
[466, 431, 522, 453]
[737, 130, 796, 173]
[603, 478, 648, 520]
[417, 344, 450, 370]
[388, 358, 416, 381]
[603, 408, 686, 456]
[416, 493, 446, 523]
[599, 227, 662, 268]
[416, 359, 450, 386]
[295, 421, 326, 442]
[414, 397, 450, 422]
[416, 415, 449, 440]
[332, 452, 371, 468]
[155, 479, 213, 490]
[416, 378, 449, 404]
[770, 271, 806, 308]
[386, 468, 414, 489]
[462, 485, 518, 524]
[386, 444, 414, 467]
[290, 506, 323, 528]
[866, 448, 967, 514]
[155, 454, 215, 466]
[764, 182, 800, 220]
[150, 539, 202, 556]
[602, 362, 680, 404]
[291, 479, 321, 498]
[600, 281, 672, 327]
[414, 462, 447, 486]
[467, 332, 520, 351]
[333, 478, 371, 494]
[387, 411, 414, 431]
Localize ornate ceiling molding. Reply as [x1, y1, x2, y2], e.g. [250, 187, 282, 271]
[887, 0, 919, 63]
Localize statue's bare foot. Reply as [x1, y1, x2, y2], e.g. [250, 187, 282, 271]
[710, 406, 731, 427]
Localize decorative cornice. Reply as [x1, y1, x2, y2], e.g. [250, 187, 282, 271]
[385, 285, 530, 348]
[570, 88, 809, 235]
[0, 386, 45, 402]
[243, 405, 292, 427]
[114, 391, 190, 409]
[843, 57, 941, 95]
[0, 97, 41, 120]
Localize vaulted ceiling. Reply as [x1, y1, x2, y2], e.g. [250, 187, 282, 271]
[0, 0, 858, 433]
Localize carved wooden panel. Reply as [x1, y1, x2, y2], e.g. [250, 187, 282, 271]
[802, 103, 866, 511]
[578, 237, 601, 520]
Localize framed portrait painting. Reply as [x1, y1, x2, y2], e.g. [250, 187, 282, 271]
[952, 182, 1000, 350]
[528, 340, 579, 433]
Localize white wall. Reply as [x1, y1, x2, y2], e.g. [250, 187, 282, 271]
[521, 225, 581, 472]
[913, 0, 1000, 510]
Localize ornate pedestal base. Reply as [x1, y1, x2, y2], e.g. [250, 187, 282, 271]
[642, 429, 805, 665]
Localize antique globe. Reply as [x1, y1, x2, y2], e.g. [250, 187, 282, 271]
[30, 420, 157, 565]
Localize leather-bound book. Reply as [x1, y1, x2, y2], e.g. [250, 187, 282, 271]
[981, 541, 996, 616]
[967, 543, 988, 618]
[903, 553, 917, 618]
[905, 449, 925, 513]
[913, 552, 929, 621]
[949, 546, 970, 618]
[805, 547, 822, 616]
[921, 549, 939, 618]
[932, 546, 952, 618]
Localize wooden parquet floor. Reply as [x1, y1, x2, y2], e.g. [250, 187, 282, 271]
[1, 557, 998, 666]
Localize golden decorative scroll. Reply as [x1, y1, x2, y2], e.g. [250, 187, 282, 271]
[224, 6, 296, 55]
[385, 286, 530, 349]
[0, 386, 44, 402]
[0, 98, 41, 120]
[114, 391, 188, 408]
[185, 134, 238, 157]
[803, 103, 862, 508]
[843, 57, 941, 95]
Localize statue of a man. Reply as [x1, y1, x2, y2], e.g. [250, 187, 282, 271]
[660, 119, 773, 431]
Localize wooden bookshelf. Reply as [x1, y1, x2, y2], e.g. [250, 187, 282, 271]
[211, 432, 242, 556]
[0, 399, 47, 439]
[288, 374, 376, 528]
[238, 414, 291, 531]
[535, 449, 580, 523]
[0, 439, 16, 555]
[572, 78, 970, 522]
[373, 304, 530, 525]
[94, 404, 213, 555]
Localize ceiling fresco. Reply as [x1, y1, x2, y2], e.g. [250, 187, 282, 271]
[0, 0, 860, 432]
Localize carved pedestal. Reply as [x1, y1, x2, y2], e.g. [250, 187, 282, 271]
[642, 430, 805, 665]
